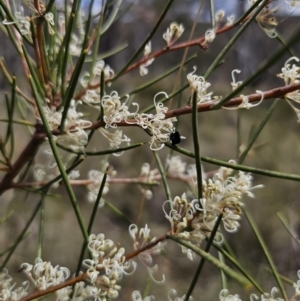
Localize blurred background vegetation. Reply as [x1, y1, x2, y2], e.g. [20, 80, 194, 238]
[0, 1, 300, 300]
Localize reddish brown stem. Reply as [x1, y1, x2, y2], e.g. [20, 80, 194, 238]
[165, 82, 300, 119]
[82, 82, 300, 131]
[0, 127, 45, 195]
[20, 273, 87, 301]
[19, 234, 168, 301]
[73, 21, 239, 102]
[2, 81, 297, 194]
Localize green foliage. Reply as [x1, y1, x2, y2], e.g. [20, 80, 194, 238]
[0, 1, 300, 301]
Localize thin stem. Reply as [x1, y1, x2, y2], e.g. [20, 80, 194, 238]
[37, 190, 48, 259]
[243, 206, 288, 300]
[183, 213, 223, 301]
[75, 167, 109, 277]
[31, 74, 89, 245]
[238, 99, 278, 165]
[214, 22, 300, 108]
[0, 198, 42, 271]
[112, 0, 175, 81]
[191, 91, 202, 203]
[167, 146, 300, 182]
[153, 151, 172, 202]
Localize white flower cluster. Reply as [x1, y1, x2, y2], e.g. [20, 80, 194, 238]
[165, 155, 187, 178]
[223, 69, 264, 110]
[2, 3, 55, 39]
[163, 193, 204, 261]
[138, 163, 161, 199]
[87, 169, 111, 207]
[140, 41, 155, 76]
[287, 0, 300, 8]
[131, 288, 192, 301]
[2, 7, 31, 37]
[56, 281, 106, 301]
[129, 224, 164, 263]
[80, 60, 115, 104]
[163, 22, 184, 46]
[200, 161, 263, 232]
[33, 147, 80, 188]
[219, 289, 243, 301]
[0, 269, 29, 301]
[102, 92, 138, 128]
[139, 21, 185, 76]
[294, 269, 300, 296]
[220, 285, 300, 301]
[55, 12, 85, 57]
[165, 154, 205, 185]
[248, 0, 279, 38]
[81, 78, 133, 152]
[42, 100, 91, 151]
[168, 289, 193, 301]
[82, 233, 136, 299]
[99, 128, 131, 153]
[163, 161, 263, 260]
[277, 57, 300, 121]
[132, 290, 155, 301]
[187, 67, 265, 110]
[187, 68, 214, 104]
[134, 92, 177, 150]
[20, 258, 70, 291]
[129, 224, 165, 283]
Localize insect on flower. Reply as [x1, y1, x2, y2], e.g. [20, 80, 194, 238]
[170, 130, 181, 146]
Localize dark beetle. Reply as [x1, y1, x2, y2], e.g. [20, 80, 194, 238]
[170, 131, 181, 146]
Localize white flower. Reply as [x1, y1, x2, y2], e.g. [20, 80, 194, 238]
[132, 290, 155, 301]
[68, 170, 80, 179]
[249, 1, 280, 38]
[168, 289, 192, 301]
[140, 163, 159, 180]
[69, 34, 84, 57]
[222, 91, 264, 110]
[231, 69, 243, 91]
[94, 60, 114, 80]
[81, 88, 100, 105]
[87, 170, 110, 207]
[293, 269, 300, 295]
[56, 286, 72, 301]
[82, 233, 136, 292]
[139, 58, 155, 76]
[40, 100, 92, 151]
[144, 41, 152, 57]
[99, 128, 130, 152]
[187, 68, 214, 104]
[102, 92, 138, 128]
[164, 162, 263, 258]
[251, 287, 284, 301]
[163, 22, 184, 46]
[277, 57, 300, 121]
[44, 13, 55, 35]
[133, 92, 177, 150]
[205, 28, 216, 43]
[165, 155, 186, 178]
[226, 15, 235, 26]
[277, 57, 300, 86]
[286, 0, 300, 8]
[129, 224, 164, 259]
[219, 289, 242, 301]
[128, 224, 164, 281]
[3, 7, 31, 37]
[0, 269, 29, 301]
[21, 258, 70, 291]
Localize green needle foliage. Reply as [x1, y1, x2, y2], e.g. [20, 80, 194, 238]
[0, 1, 300, 301]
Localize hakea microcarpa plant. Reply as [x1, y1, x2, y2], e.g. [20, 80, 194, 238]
[1, 1, 300, 301]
